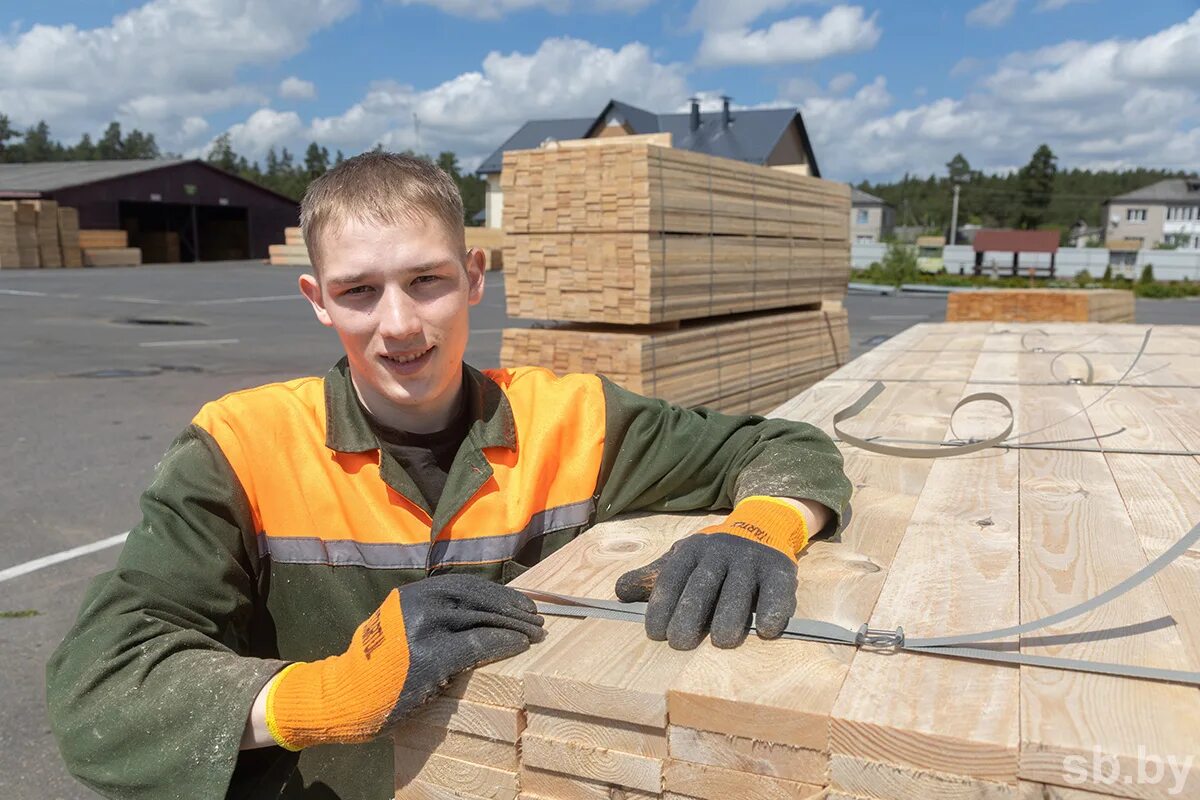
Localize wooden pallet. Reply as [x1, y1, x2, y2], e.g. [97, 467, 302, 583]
[504, 232, 848, 324]
[268, 243, 311, 266]
[946, 289, 1135, 323]
[397, 321, 1200, 800]
[500, 307, 849, 416]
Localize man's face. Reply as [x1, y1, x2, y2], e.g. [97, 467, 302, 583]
[299, 214, 484, 433]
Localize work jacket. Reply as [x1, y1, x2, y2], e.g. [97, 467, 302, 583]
[46, 359, 851, 800]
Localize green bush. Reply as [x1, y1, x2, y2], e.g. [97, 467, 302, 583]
[1075, 270, 1092, 286]
[880, 242, 919, 288]
[1102, 265, 1113, 282]
[1139, 264, 1155, 284]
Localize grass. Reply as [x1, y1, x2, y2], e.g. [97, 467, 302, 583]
[0, 609, 41, 619]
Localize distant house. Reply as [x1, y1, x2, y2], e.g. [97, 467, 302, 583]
[850, 188, 895, 244]
[1104, 177, 1200, 250]
[475, 98, 822, 229]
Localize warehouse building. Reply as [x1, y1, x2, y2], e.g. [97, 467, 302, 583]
[0, 160, 298, 263]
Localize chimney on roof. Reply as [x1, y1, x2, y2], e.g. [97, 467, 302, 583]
[721, 96, 733, 128]
[689, 98, 700, 133]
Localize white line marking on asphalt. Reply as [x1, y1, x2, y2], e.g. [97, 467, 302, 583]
[139, 338, 241, 348]
[189, 294, 299, 305]
[869, 315, 931, 321]
[0, 532, 129, 584]
[0, 289, 56, 298]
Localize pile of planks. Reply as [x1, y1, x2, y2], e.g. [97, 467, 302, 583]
[0, 200, 87, 268]
[0, 204, 21, 268]
[79, 229, 142, 267]
[0, 201, 43, 267]
[946, 288, 1135, 323]
[268, 227, 310, 266]
[500, 135, 852, 415]
[501, 136, 848, 325]
[396, 321, 1200, 800]
[58, 207, 82, 268]
[466, 226, 505, 272]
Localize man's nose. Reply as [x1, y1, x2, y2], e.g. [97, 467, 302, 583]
[376, 288, 423, 340]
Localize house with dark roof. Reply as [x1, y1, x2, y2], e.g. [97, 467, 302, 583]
[850, 188, 895, 244]
[1103, 177, 1200, 250]
[0, 159, 297, 262]
[475, 98, 822, 229]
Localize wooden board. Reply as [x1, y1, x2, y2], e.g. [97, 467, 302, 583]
[0, 204, 22, 268]
[0, 201, 40, 267]
[946, 290, 1135, 323]
[467, 227, 505, 272]
[57, 207, 82, 268]
[82, 247, 142, 267]
[78, 229, 129, 249]
[503, 232, 848, 324]
[398, 321, 1200, 800]
[501, 307, 849, 415]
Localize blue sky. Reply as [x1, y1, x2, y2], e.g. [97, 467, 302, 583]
[2, 1, 1198, 182]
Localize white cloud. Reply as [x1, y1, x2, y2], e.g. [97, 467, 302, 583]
[388, 0, 652, 19]
[0, 0, 356, 149]
[279, 76, 317, 100]
[696, 5, 881, 67]
[222, 37, 688, 168]
[966, 0, 1018, 27]
[784, 11, 1200, 181]
[950, 57, 983, 77]
[828, 72, 857, 94]
[1035, 0, 1091, 9]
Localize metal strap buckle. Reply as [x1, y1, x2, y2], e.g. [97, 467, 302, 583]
[856, 624, 905, 648]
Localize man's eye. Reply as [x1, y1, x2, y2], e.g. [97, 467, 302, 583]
[344, 285, 373, 296]
[413, 275, 440, 286]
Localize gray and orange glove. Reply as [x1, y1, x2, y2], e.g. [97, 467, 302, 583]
[615, 496, 809, 650]
[265, 574, 544, 751]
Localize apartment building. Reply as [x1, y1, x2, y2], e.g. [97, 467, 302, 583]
[1104, 177, 1200, 250]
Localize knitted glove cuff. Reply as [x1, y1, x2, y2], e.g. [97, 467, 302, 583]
[699, 495, 810, 561]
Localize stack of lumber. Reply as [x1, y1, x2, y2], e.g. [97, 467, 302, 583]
[0, 204, 22, 268]
[466, 226, 505, 272]
[139, 231, 181, 264]
[1, 201, 41, 267]
[946, 288, 1135, 323]
[397, 321, 1200, 799]
[501, 137, 849, 325]
[57, 207, 82, 267]
[503, 306, 849, 415]
[500, 136, 852, 414]
[268, 227, 310, 266]
[29, 200, 63, 267]
[79, 229, 142, 267]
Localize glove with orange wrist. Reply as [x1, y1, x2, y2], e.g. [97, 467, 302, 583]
[265, 574, 545, 751]
[614, 496, 810, 650]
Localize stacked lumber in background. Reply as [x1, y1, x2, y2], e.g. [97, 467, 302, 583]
[0, 204, 22, 268]
[57, 207, 82, 267]
[29, 200, 63, 267]
[946, 288, 1135, 323]
[139, 231, 181, 264]
[79, 229, 142, 267]
[397, 321, 1200, 799]
[466, 226, 505, 272]
[268, 227, 310, 266]
[502, 137, 849, 325]
[1, 201, 41, 267]
[503, 306, 849, 415]
[500, 135, 851, 414]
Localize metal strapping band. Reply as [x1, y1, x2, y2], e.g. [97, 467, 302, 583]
[519, 519, 1200, 688]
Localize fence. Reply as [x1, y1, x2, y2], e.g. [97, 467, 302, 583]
[851, 244, 1200, 282]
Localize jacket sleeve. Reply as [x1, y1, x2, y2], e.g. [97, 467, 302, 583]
[45, 425, 288, 800]
[593, 377, 852, 535]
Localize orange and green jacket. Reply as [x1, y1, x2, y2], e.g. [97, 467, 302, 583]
[46, 359, 851, 800]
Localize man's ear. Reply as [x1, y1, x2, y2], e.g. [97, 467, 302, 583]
[299, 273, 334, 327]
[465, 247, 486, 306]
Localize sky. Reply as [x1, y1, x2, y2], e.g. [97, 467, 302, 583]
[1, 0, 1198, 183]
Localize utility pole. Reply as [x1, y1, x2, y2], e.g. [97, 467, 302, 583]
[949, 184, 961, 246]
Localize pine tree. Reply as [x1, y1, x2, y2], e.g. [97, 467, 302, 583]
[1017, 144, 1057, 229]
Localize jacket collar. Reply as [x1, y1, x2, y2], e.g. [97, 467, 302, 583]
[323, 357, 516, 453]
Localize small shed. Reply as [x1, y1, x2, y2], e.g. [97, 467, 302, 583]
[972, 229, 1061, 278]
[0, 160, 298, 263]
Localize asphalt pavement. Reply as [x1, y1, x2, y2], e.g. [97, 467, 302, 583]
[0, 262, 1194, 799]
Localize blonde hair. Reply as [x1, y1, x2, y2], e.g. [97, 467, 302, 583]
[300, 151, 465, 271]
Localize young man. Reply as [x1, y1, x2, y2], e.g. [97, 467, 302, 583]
[47, 153, 851, 799]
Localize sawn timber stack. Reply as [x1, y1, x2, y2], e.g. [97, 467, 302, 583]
[500, 135, 851, 415]
[396, 321, 1200, 800]
[501, 138, 849, 325]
